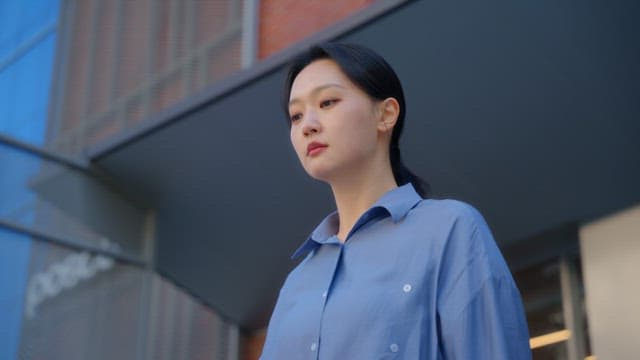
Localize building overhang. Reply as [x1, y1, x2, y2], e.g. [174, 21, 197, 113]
[88, 0, 640, 330]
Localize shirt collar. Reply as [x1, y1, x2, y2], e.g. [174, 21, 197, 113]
[291, 183, 422, 259]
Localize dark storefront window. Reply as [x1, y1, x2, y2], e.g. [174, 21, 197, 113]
[514, 258, 593, 359]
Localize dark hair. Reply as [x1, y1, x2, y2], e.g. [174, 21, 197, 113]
[282, 42, 429, 197]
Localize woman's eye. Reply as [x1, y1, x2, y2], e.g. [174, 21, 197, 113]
[320, 99, 339, 108]
[290, 113, 302, 122]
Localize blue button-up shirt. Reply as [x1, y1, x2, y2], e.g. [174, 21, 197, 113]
[260, 184, 531, 359]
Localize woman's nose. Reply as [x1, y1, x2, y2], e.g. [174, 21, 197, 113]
[302, 112, 320, 136]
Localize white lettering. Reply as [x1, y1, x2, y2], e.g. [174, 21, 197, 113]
[24, 239, 119, 319]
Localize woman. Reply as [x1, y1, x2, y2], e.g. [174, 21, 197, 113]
[260, 43, 531, 359]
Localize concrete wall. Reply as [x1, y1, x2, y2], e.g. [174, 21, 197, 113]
[580, 204, 640, 360]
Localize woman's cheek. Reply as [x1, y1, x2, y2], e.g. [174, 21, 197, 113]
[290, 134, 305, 161]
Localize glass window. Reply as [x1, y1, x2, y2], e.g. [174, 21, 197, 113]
[514, 258, 593, 359]
[0, 0, 59, 147]
[0, 227, 237, 359]
[0, 141, 147, 258]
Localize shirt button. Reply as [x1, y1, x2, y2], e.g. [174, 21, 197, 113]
[310, 342, 317, 352]
[390, 343, 399, 352]
[403, 284, 412, 293]
[322, 291, 327, 298]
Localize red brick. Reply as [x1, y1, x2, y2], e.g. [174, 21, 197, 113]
[258, 0, 375, 58]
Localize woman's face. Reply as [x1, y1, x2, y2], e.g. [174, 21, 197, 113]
[288, 59, 383, 182]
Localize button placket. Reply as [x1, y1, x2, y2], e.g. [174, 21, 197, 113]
[316, 244, 342, 358]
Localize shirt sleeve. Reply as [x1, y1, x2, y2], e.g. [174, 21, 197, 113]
[436, 202, 531, 360]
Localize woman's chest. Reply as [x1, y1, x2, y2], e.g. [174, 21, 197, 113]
[277, 233, 443, 358]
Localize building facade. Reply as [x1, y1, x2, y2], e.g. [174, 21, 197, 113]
[1, 1, 638, 359]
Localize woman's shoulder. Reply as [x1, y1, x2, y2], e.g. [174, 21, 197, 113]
[411, 197, 487, 227]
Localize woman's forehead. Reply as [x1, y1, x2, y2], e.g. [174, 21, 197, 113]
[290, 59, 353, 99]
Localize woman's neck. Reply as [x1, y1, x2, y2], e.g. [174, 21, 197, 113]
[330, 162, 398, 243]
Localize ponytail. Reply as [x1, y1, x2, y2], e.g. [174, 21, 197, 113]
[390, 144, 429, 198]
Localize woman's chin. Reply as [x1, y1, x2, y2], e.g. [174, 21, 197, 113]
[304, 165, 336, 183]
[306, 171, 332, 182]
[304, 160, 361, 184]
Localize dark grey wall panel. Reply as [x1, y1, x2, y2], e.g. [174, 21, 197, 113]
[340, 0, 640, 243]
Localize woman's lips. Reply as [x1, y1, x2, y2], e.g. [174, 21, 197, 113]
[307, 143, 328, 156]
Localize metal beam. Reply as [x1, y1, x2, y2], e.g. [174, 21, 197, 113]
[242, 0, 259, 69]
[0, 132, 88, 170]
[560, 257, 587, 360]
[0, 218, 147, 267]
[0, 21, 57, 73]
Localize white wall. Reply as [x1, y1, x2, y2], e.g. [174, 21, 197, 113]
[580, 204, 640, 360]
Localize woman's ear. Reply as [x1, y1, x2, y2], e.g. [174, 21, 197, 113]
[376, 97, 400, 133]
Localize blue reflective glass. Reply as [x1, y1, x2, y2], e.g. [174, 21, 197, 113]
[0, 0, 59, 59]
[0, 3, 59, 356]
[0, 0, 59, 147]
[0, 142, 146, 257]
[0, 228, 31, 360]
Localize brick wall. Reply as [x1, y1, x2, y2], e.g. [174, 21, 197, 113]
[258, 0, 375, 58]
[51, 0, 242, 155]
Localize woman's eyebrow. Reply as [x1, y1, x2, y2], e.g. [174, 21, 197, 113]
[289, 83, 346, 106]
